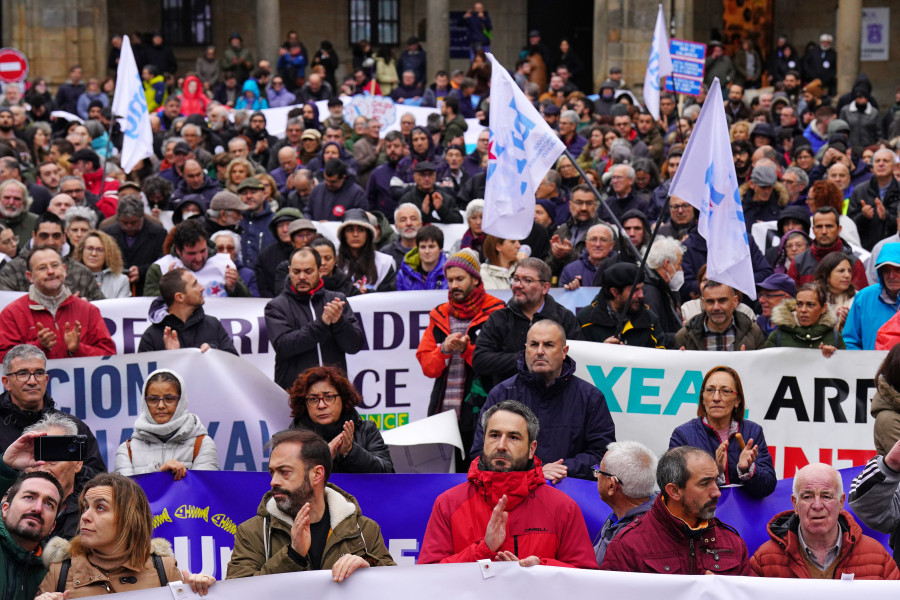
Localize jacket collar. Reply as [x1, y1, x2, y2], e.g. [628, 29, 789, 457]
[466, 457, 545, 511]
[263, 483, 358, 530]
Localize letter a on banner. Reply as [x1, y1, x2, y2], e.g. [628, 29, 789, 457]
[483, 53, 565, 240]
[111, 35, 154, 173]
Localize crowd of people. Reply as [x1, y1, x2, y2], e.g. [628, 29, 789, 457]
[1, 4, 900, 595]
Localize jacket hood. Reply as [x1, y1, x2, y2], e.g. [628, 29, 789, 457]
[770, 298, 839, 329]
[466, 456, 545, 511]
[182, 75, 204, 98]
[777, 206, 811, 233]
[876, 243, 900, 287]
[259, 483, 360, 530]
[409, 125, 437, 161]
[133, 368, 196, 439]
[739, 180, 790, 208]
[765, 509, 859, 549]
[43, 536, 175, 566]
[241, 79, 261, 98]
[872, 375, 900, 417]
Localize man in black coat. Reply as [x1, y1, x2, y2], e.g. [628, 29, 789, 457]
[102, 193, 167, 295]
[264, 247, 364, 389]
[138, 268, 238, 355]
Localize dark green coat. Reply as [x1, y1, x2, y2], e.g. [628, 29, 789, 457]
[764, 299, 846, 349]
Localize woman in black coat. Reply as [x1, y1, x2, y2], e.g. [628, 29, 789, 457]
[288, 365, 394, 473]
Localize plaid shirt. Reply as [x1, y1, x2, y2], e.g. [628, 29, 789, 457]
[702, 318, 736, 351]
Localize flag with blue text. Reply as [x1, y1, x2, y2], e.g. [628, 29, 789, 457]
[111, 35, 154, 173]
[668, 78, 756, 299]
[642, 4, 673, 121]
[484, 53, 566, 239]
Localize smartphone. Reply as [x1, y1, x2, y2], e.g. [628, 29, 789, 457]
[33, 435, 87, 462]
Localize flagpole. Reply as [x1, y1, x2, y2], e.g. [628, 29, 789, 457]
[562, 148, 646, 265]
[97, 111, 117, 200]
[611, 194, 673, 341]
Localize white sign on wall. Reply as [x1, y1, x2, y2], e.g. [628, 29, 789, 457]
[861, 8, 890, 62]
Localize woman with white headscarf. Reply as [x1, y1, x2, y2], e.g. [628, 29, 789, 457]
[114, 369, 218, 478]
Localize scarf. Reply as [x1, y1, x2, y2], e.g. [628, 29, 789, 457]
[29, 284, 72, 318]
[811, 238, 844, 263]
[448, 283, 486, 320]
[460, 230, 485, 255]
[290, 278, 325, 297]
[133, 368, 192, 438]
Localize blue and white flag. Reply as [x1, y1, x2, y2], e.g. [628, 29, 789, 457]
[111, 35, 154, 173]
[642, 4, 673, 121]
[484, 53, 566, 239]
[668, 77, 756, 299]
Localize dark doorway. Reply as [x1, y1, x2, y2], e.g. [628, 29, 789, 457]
[527, 0, 594, 93]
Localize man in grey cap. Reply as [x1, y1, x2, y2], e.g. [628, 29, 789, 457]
[741, 163, 781, 232]
[238, 176, 275, 268]
[271, 218, 319, 295]
[205, 190, 249, 236]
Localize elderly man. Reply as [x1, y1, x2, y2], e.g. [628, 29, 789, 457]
[559, 223, 617, 289]
[102, 193, 167, 294]
[0, 214, 104, 300]
[0, 246, 116, 360]
[558, 110, 587, 156]
[848, 148, 900, 251]
[0, 344, 106, 471]
[227, 429, 395, 579]
[757, 273, 797, 336]
[138, 268, 238, 355]
[0, 432, 64, 599]
[601, 446, 750, 575]
[752, 462, 897, 578]
[265, 246, 364, 389]
[0, 180, 37, 245]
[593, 441, 658, 566]
[472, 319, 615, 482]
[742, 164, 781, 232]
[599, 164, 647, 223]
[675, 280, 766, 351]
[474, 258, 580, 390]
[420, 400, 597, 567]
[381, 203, 422, 266]
[270, 147, 301, 196]
[578, 263, 666, 348]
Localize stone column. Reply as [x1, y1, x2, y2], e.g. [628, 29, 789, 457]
[256, 0, 281, 65]
[836, 0, 862, 95]
[426, 0, 449, 76]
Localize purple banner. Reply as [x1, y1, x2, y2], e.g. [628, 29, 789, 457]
[137, 467, 889, 579]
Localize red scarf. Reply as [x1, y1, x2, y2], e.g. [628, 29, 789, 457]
[448, 283, 486, 321]
[811, 239, 843, 262]
[290, 278, 324, 297]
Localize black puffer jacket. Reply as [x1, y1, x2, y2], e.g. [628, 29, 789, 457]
[137, 306, 238, 355]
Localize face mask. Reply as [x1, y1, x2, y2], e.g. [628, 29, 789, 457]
[668, 266, 685, 292]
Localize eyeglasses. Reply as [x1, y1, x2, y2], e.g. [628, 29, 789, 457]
[592, 465, 621, 483]
[511, 276, 545, 286]
[670, 204, 691, 212]
[703, 387, 735, 397]
[0, 235, 17, 246]
[305, 393, 340, 407]
[146, 395, 180, 406]
[36, 232, 64, 241]
[8, 369, 48, 382]
[83, 246, 105, 254]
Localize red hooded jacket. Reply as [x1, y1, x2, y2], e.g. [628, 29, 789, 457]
[417, 457, 597, 568]
[181, 75, 211, 116]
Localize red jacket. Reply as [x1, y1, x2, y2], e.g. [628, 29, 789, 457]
[750, 509, 899, 579]
[601, 494, 750, 575]
[416, 292, 504, 417]
[0, 293, 116, 360]
[417, 458, 597, 568]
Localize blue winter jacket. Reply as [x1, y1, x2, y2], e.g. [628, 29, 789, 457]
[235, 79, 269, 110]
[844, 242, 900, 350]
[669, 417, 776, 498]
[470, 354, 616, 481]
[396, 248, 448, 291]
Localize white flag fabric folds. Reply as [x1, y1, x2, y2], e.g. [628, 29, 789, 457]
[111, 35, 154, 173]
[668, 78, 756, 299]
[483, 53, 566, 240]
[642, 4, 673, 120]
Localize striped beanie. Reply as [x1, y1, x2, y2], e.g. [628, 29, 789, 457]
[443, 248, 482, 283]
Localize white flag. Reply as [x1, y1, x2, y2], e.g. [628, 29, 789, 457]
[668, 78, 756, 299]
[484, 53, 566, 240]
[642, 4, 673, 121]
[111, 35, 154, 173]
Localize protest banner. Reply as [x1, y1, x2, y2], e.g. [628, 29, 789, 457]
[567, 341, 885, 479]
[138, 467, 886, 579]
[44, 348, 287, 471]
[664, 39, 706, 96]
[112, 561, 900, 600]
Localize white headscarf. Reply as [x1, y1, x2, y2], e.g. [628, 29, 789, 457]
[133, 368, 192, 437]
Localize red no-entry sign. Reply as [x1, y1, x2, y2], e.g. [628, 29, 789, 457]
[0, 48, 28, 84]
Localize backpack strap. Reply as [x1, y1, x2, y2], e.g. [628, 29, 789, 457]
[57, 558, 71, 593]
[126, 438, 132, 461]
[193, 435, 205, 462]
[152, 553, 168, 584]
